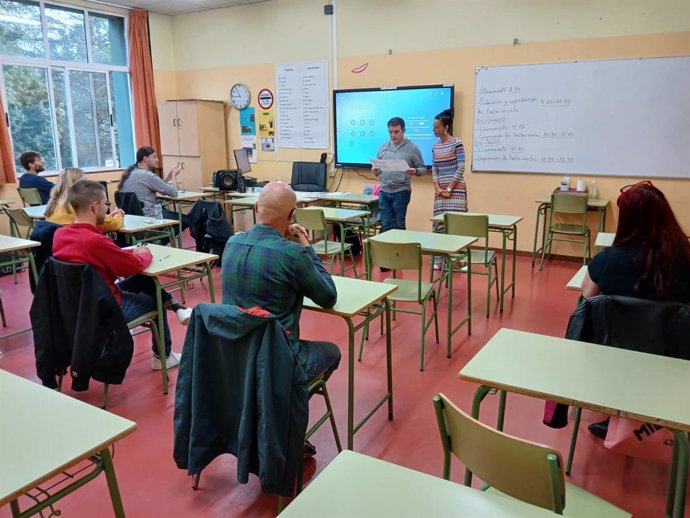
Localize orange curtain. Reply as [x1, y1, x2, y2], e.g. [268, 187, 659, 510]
[0, 91, 17, 183]
[128, 9, 161, 155]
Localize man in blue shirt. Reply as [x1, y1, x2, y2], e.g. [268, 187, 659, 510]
[19, 151, 54, 205]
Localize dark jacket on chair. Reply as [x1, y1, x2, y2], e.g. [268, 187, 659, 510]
[566, 294, 690, 360]
[186, 200, 233, 260]
[28, 220, 61, 294]
[173, 303, 308, 497]
[30, 258, 134, 391]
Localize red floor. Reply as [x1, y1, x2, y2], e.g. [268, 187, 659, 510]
[0, 248, 686, 518]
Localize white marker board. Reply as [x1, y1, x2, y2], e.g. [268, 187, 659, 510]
[472, 56, 690, 178]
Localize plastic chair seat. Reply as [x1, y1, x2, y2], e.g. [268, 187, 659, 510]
[311, 240, 352, 256]
[383, 278, 435, 303]
[550, 223, 590, 235]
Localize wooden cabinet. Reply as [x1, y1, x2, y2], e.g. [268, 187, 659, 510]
[157, 100, 226, 189]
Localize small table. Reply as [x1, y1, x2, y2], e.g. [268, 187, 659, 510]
[138, 244, 218, 393]
[531, 195, 609, 267]
[0, 235, 40, 341]
[368, 230, 477, 352]
[304, 276, 396, 450]
[156, 191, 209, 247]
[566, 265, 588, 291]
[0, 370, 137, 518]
[595, 231, 615, 249]
[302, 206, 370, 276]
[432, 212, 522, 312]
[278, 450, 561, 518]
[118, 215, 179, 246]
[459, 328, 690, 518]
[22, 205, 47, 221]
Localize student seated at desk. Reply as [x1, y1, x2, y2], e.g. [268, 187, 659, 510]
[45, 167, 124, 232]
[53, 180, 192, 370]
[580, 180, 690, 438]
[19, 151, 54, 205]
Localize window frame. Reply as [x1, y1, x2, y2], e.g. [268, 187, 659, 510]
[0, 0, 132, 173]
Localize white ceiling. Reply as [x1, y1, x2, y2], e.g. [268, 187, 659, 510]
[90, 0, 270, 16]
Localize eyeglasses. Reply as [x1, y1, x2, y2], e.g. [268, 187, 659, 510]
[288, 207, 297, 220]
[620, 180, 652, 193]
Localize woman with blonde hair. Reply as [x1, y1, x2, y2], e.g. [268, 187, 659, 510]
[45, 167, 124, 231]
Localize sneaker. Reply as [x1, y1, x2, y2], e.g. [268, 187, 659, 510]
[587, 418, 610, 440]
[151, 351, 181, 370]
[175, 308, 193, 326]
[303, 440, 317, 459]
[380, 267, 391, 273]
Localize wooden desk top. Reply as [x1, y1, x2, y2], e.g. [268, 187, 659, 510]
[566, 265, 588, 291]
[137, 243, 218, 276]
[225, 196, 258, 207]
[536, 195, 609, 209]
[22, 205, 47, 220]
[157, 191, 208, 202]
[278, 450, 559, 518]
[0, 370, 137, 505]
[0, 234, 40, 253]
[304, 276, 396, 318]
[119, 215, 179, 233]
[317, 193, 379, 204]
[431, 212, 523, 228]
[460, 328, 690, 431]
[368, 229, 477, 255]
[595, 232, 615, 248]
[302, 206, 370, 222]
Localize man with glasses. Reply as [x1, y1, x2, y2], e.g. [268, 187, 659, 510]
[221, 181, 341, 458]
[53, 180, 188, 370]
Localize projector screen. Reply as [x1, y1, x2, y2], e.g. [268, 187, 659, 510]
[333, 84, 454, 168]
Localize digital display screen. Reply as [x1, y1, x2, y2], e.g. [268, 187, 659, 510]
[333, 84, 454, 168]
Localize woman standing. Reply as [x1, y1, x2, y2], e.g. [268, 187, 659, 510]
[432, 109, 467, 267]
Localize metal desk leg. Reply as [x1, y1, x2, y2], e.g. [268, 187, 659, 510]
[175, 201, 184, 248]
[466, 256, 472, 336]
[153, 279, 169, 394]
[101, 448, 126, 518]
[346, 317, 356, 450]
[205, 264, 216, 303]
[667, 430, 688, 518]
[510, 225, 517, 298]
[446, 254, 453, 355]
[499, 229, 507, 312]
[531, 203, 548, 267]
[339, 222, 347, 276]
[27, 250, 39, 286]
[384, 299, 393, 420]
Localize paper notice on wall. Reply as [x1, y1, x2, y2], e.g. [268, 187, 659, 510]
[258, 109, 275, 138]
[241, 135, 257, 163]
[239, 107, 256, 135]
[276, 60, 329, 149]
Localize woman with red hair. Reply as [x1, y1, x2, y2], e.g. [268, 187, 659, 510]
[582, 181, 690, 302]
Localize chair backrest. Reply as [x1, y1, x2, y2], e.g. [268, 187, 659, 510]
[444, 213, 488, 239]
[115, 191, 144, 216]
[365, 240, 425, 300]
[550, 193, 588, 229]
[294, 208, 339, 253]
[433, 393, 565, 513]
[18, 187, 42, 207]
[291, 162, 327, 192]
[6, 208, 34, 237]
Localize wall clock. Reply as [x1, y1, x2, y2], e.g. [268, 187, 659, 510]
[230, 83, 251, 110]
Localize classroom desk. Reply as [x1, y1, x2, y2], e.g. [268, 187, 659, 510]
[118, 215, 178, 246]
[0, 370, 136, 518]
[156, 191, 209, 247]
[224, 196, 259, 229]
[278, 450, 562, 518]
[137, 244, 218, 394]
[302, 206, 370, 276]
[566, 265, 588, 291]
[316, 192, 379, 207]
[22, 205, 47, 221]
[0, 236, 40, 342]
[595, 231, 615, 248]
[367, 229, 477, 352]
[432, 212, 523, 312]
[304, 276, 396, 450]
[531, 196, 609, 267]
[459, 328, 690, 518]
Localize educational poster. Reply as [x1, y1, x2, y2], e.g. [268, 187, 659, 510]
[241, 135, 257, 163]
[239, 107, 256, 136]
[276, 60, 329, 149]
[258, 109, 275, 153]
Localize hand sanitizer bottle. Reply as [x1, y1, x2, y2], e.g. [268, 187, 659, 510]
[589, 180, 598, 200]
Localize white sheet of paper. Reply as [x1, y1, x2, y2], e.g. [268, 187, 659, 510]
[369, 158, 411, 172]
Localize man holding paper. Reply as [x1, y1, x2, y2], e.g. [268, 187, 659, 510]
[370, 117, 426, 234]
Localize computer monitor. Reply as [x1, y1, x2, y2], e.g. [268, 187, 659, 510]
[233, 148, 252, 174]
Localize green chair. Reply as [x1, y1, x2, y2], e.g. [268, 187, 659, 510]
[432, 393, 631, 517]
[294, 208, 357, 277]
[6, 207, 35, 238]
[363, 239, 438, 371]
[17, 187, 42, 207]
[540, 193, 590, 270]
[442, 213, 499, 318]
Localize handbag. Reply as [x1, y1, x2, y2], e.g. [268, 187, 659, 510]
[603, 416, 674, 464]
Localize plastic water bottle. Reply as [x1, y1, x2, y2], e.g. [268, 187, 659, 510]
[153, 202, 163, 220]
[589, 180, 598, 200]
